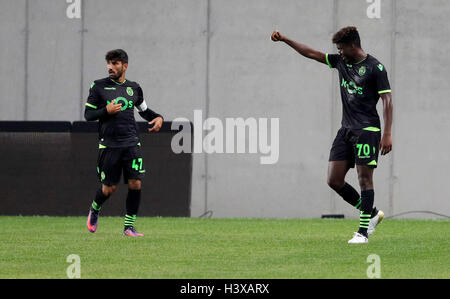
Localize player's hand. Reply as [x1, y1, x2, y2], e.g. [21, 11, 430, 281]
[148, 116, 163, 132]
[379, 134, 392, 155]
[106, 99, 122, 115]
[271, 30, 284, 42]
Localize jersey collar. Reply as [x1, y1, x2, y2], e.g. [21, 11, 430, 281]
[110, 78, 127, 85]
[354, 54, 369, 65]
[346, 54, 369, 68]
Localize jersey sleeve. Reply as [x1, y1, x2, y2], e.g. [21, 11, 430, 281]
[325, 53, 340, 69]
[134, 85, 144, 107]
[373, 64, 392, 95]
[133, 85, 163, 121]
[84, 81, 108, 121]
[85, 82, 102, 110]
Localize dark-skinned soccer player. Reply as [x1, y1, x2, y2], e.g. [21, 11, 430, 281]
[272, 27, 393, 243]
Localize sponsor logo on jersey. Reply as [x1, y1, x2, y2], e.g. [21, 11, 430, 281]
[341, 78, 363, 95]
[107, 97, 134, 111]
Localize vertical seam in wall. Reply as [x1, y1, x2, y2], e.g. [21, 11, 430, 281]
[388, 0, 397, 217]
[24, 0, 29, 120]
[204, 0, 211, 215]
[330, 0, 339, 214]
[80, 0, 85, 120]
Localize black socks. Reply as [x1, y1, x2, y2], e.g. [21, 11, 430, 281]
[125, 189, 141, 228]
[358, 189, 375, 237]
[91, 187, 142, 229]
[91, 187, 110, 212]
[336, 183, 361, 208]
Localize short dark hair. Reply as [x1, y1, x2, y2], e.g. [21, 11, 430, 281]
[105, 49, 128, 64]
[332, 26, 361, 47]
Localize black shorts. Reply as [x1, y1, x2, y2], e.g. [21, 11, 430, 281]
[329, 127, 381, 168]
[97, 145, 145, 186]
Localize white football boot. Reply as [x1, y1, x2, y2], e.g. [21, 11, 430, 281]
[348, 232, 368, 244]
[368, 210, 384, 236]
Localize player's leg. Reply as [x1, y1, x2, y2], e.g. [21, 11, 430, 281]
[349, 129, 383, 243]
[87, 184, 118, 233]
[357, 129, 384, 229]
[91, 184, 116, 211]
[327, 160, 361, 209]
[123, 179, 143, 236]
[122, 146, 145, 236]
[355, 165, 375, 239]
[87, 148, 122, 233]
[328, 128, 361, 209]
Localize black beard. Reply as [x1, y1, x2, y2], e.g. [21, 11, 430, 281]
[109, 71, 122, 80]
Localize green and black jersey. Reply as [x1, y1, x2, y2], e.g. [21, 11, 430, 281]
[84, 77, 161, 148]
[326, 54, 391, 130]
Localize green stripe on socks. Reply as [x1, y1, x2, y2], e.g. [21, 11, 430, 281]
[358, 190, 375, 237]
[92, 201, 101, 212]
[354, 198, 362, 210]
[92, 187, 110, 212]
[124, 214, 137, 228]
[359, 212, 371, 229]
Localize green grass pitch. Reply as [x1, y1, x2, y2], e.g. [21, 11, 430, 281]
[0, 216, 448, 279]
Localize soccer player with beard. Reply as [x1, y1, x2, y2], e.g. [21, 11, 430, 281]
[84, 49, 164, 237]
[271, 27, 393, 243]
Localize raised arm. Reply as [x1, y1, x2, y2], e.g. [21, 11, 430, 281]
[271, 31, 327, 65]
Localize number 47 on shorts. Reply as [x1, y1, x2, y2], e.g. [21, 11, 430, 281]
[132, 158, 144, 172]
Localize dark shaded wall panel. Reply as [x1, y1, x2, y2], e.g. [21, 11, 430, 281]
[0, 122, 192, 217]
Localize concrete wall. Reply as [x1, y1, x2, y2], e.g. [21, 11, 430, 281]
[1, 0, 449, 219]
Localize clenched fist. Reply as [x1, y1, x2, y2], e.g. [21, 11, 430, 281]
[271, 30, 285, 42]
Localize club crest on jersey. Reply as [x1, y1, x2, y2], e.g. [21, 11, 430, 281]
[358, 66, 366, 76]
[126, 87, 134, 96]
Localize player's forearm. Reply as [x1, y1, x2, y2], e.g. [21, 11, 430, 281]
[135, 99, 163, 122]
[284, 37, 311, 57]
[84, 107, 108, 121]
[282, 37, 325, 62]
[382, 95, 393, 136]
[138, 108, 163, 122]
